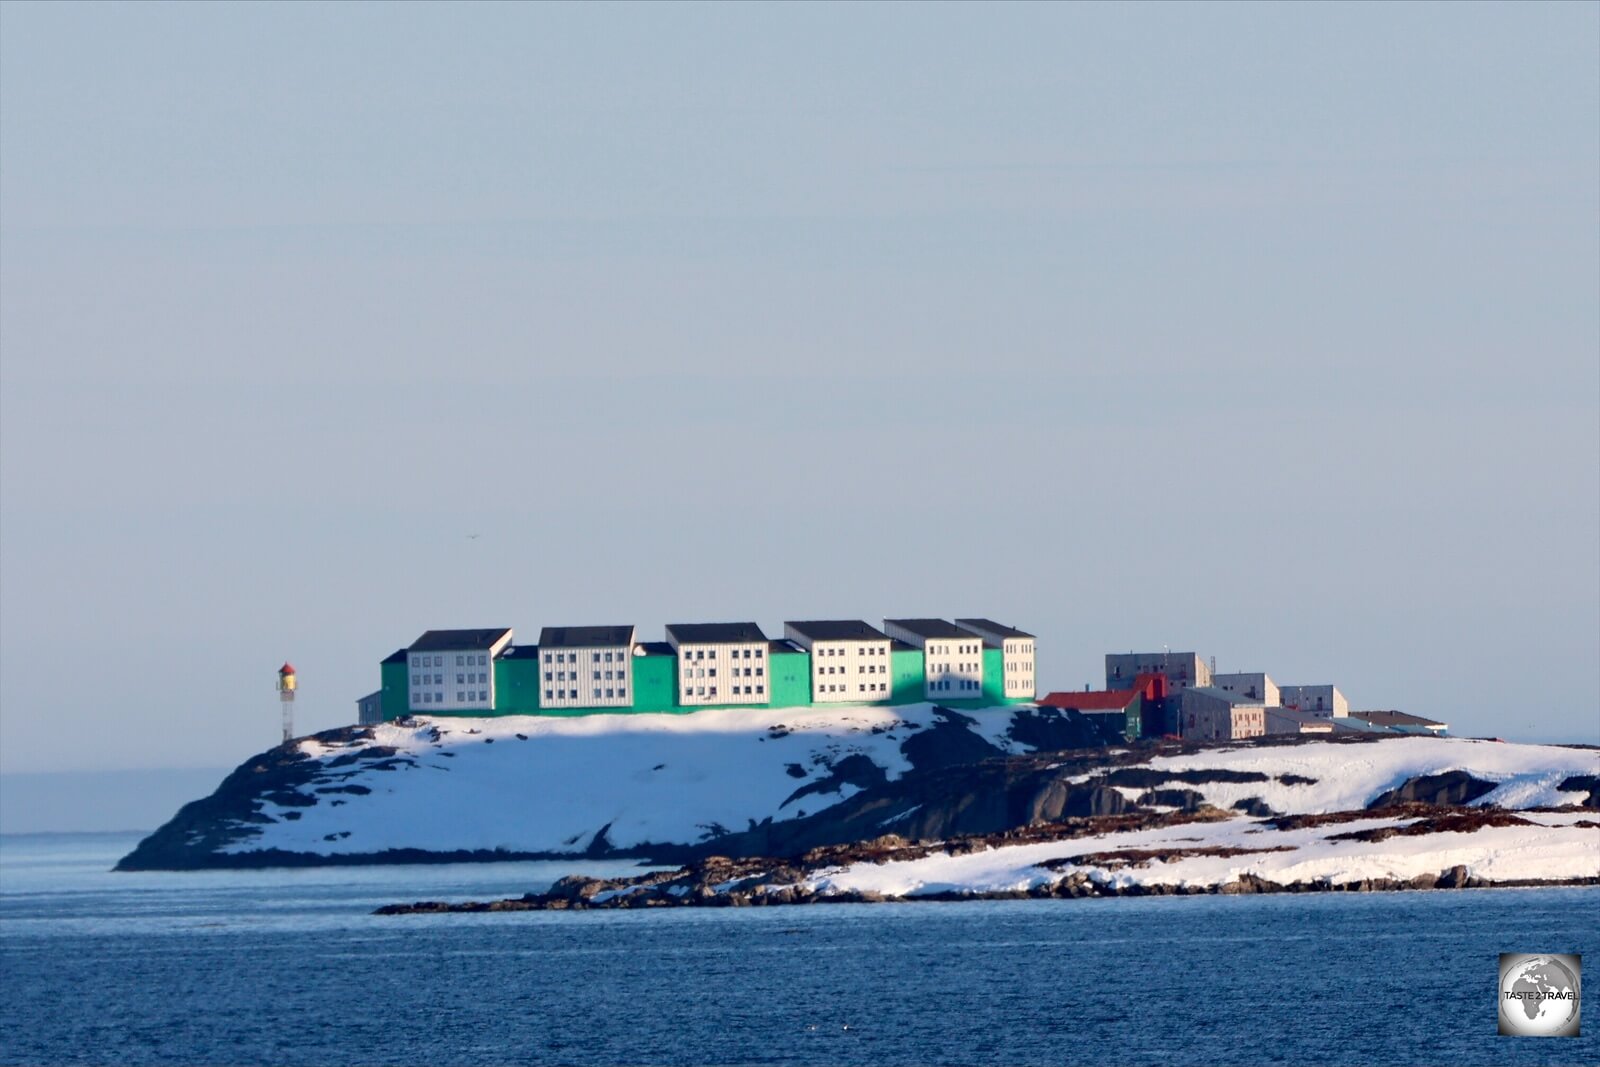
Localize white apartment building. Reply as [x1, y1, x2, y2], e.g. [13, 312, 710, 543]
[883, 619, 984, 699]
[956, 619, 1037, 700]
[537, 625, 636, 709]
[665, 622, 771, 706]
[405, 628, 514, 713]
[784, 620, 893, 703]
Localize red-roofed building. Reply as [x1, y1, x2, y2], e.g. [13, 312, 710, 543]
[1039, 686, 1143, 741]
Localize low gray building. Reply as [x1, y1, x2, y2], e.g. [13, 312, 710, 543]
[1178, 686, 1265, 742]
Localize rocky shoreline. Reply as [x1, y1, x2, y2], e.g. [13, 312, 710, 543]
[372, 802, 1600, 914]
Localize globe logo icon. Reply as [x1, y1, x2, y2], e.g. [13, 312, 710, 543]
[1499, 954, 1581, 1037]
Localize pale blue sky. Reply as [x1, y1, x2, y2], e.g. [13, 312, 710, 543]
[2, 1, 1596, 777]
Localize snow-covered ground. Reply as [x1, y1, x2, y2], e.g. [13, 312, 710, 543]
[214, 705, 1597, 862]
[230, 704, 944, 855]
[803, 811, 1599, 898]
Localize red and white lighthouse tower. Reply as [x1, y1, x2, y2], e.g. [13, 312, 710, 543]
[276, 662, 297, 743]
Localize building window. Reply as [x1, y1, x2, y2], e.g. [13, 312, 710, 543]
[605, 688, 614, 698]
[757, 685, 765, 694]
[755, 649, 763, 659]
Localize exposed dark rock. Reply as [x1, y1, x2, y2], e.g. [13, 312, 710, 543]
[1326, 809, 1531, 843]
[1135, 788, 1209, 811]
[898, 708, 1003, 772]
[1368, 771, 1498, 808]
[1232, 797, 1278, 817]
[1004, 707, 1127, 752]
[1556, 775, 1600, 809]
[781, 754, 887, 808]
[1099, 767, 1271, 788]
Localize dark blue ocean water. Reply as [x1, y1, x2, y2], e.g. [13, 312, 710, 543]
[1, 832, 1596, 1066]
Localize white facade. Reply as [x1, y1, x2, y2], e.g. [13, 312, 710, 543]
[784, 622, 892, 703]
[666, 625, 770, 706]
[406, 628, 513, 713]
[883, 620, 984, 699]
[538, 626, 636, 709]
[1278, 685, 1349, 718]
[1212, 672, 1280, 707]
[955, 620, 1036, 700]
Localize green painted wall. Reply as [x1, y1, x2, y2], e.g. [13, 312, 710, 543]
[769, 649, 812, 708]
[982, 647, 1006, 705]
[492, 657, 543, 716]
[380, 659, 408, 721]
[890, 649, 925, 705]
[631, 655, 679, 713]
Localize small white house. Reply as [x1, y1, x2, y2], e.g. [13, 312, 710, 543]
[784, 620, 892, 703]
[665, 622, 771, 706]
[1213, 672, 1280, 707]
[883, 619, 984, 699]
[537, 625, 636, 709]
[1279, 684, 1349, 718]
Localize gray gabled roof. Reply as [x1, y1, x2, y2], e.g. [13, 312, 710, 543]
[885, 618, 968, 640]
[408, 628, 512, 652]
[955, 618, 1034, 640]
[538, 625, 635, 648]
[666, 622, 768, 645]
[786, 619, 890, 642]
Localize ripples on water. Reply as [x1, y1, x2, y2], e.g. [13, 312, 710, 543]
[1, 832, 1596, 1065]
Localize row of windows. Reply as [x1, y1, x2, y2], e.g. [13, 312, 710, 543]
[687, 685, 767, 698]
[931, 662, 979, 674]
[1004, 661, 1035, 673]
[816, 664, 886, 676]
[683, 666, 765, 680]
[682, 647, 765, 660]
[412, 673, 444, 686]
[455, 672, 487, 684]
[819, 683, 887, 694]
[545, 670, 630, 682]
[815, 645, 886, 656]
[416, 690, 488, 704]
[930, 679, 979, 692]
[927, 643, 981, 656]
[544, 687, 629, 700]
[542, 650, 626, 665]
[1007, 642, 1035, 654]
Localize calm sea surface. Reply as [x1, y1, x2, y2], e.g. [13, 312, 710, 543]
[1, 832, 1596, 1066]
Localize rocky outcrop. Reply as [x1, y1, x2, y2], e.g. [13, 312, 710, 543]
[1367, 770, 1498, 808]
[373, 805, 1598, 914]
[1557, 774, 1600, 809]
[116, 727, 383, 871]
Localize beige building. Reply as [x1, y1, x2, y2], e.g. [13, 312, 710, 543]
[1279, 684, 1349, 718]
[1213, 672, 1280, 707]
[955, 619, 1036, 700]
[665, 622, 770, 706]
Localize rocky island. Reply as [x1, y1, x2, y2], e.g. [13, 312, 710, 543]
[117, 704, 1597, 910]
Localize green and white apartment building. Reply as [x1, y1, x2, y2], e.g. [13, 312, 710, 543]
[363, 619, 1037, 723]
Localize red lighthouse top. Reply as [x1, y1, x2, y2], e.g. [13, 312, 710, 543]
[279, 662, 295, 675]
